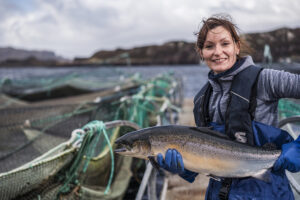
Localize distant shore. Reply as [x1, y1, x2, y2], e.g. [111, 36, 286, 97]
[1, 27, 300, 67]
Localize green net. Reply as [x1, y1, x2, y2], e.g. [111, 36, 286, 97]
[278, 98, 300, 119]
[0, 71, 138, 102]
[0, 72, 183, 200]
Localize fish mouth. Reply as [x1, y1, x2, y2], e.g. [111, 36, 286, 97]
[114, 143, 133, 155]
[114, 138, 132, 154]
[114, 147, 128, 153]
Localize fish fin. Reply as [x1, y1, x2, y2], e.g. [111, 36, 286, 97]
[148, 156, 160, 171]
[189, 127, 229, 139]
[262, 142, 278, 150]
[252, 169, 272, 183]
[206, 174, 222, 182]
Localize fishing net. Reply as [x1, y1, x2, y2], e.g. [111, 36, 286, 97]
[278, 98, 300, 198]
[278, 98, 300, 139]
[278, 98, 300, 120]
[0, 69, 138, 102]
[0, 88, 139, 173]
[0, 71, 183, 200]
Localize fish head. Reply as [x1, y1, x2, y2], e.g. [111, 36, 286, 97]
[114, 125, 172, 158]
[115, 133, 151, 159]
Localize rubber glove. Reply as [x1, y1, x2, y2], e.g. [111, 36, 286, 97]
[157, 149, 198, 183]
[273, 135, 300, 173]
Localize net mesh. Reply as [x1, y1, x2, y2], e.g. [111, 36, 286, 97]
[278, 98, 300, 120]
[0, 72, 183, 200]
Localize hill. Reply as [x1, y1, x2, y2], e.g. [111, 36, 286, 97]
[0, 47, 68, 66]
[74, 27, 300, 65]
[1, 27, 299, 66]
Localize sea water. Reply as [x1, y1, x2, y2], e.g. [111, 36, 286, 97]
[0, 64, 210, 98]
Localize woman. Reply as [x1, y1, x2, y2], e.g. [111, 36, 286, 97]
[157, 15, 300, 200]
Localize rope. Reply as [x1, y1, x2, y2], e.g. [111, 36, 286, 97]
[0, 71, 181, 199]
[0, 103, 97, 161]
[57, 120, 114, 197]
[82, 121, 114, 194]
[113, 73, 180, 128]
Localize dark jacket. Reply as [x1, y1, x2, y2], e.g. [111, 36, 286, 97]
[203, 56, 300, 127]
[193, 56, 300, 200]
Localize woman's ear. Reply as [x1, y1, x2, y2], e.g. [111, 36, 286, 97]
[199, 49, 205, 63]
[236, 41, 241, 55]
[199, 49, 203, 59]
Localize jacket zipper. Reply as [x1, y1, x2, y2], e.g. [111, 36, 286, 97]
[216, 79, 225, 123]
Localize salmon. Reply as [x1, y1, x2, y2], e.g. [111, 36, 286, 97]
[115, 125, 281, 181]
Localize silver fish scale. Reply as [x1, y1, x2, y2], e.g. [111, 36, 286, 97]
[117, 125, 282, 178]
[148, 127, 281, 177]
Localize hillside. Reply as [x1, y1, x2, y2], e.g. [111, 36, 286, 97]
[75, 27, 300, 65]
[1, 27, 299, 67]
[0, 47, 68, 66]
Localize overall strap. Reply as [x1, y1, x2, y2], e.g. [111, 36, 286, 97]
[219, 65, 263, 200]
[225, 65, 263, 145]
[193, 82, 212, 127]
[219, 178, 232, 200]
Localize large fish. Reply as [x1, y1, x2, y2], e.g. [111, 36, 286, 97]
[114, 125, 281, 181]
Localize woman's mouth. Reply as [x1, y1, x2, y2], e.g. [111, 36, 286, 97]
[213, 58, 227, 64]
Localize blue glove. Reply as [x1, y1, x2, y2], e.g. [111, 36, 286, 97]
[273, 135, 300, 173]
[157, 149, 198, 183]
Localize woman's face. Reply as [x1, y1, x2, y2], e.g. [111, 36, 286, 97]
[200, 26, 240, 74]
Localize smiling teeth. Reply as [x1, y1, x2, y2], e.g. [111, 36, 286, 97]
[214, 58, 226, 62]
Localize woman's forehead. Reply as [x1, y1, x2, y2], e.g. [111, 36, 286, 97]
[205, 26, 232, 42]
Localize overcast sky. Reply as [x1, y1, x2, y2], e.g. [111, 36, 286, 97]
[0, 0, 299, 59]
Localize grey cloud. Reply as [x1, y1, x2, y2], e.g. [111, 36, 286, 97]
[0, 0, 299, 58]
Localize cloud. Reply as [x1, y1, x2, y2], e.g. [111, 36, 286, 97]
[0, 0, 299, 58]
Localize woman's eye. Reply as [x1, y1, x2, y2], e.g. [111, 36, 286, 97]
[222, 42, 230, 46]
[205, 45, 213, 49]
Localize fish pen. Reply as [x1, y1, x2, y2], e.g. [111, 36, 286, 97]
[2, 68, 300, 200]
[0, 71, 184, 200]
[278, 98, 300, 198]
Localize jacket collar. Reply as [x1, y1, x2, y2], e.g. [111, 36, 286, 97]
[208, 57, 246, 80]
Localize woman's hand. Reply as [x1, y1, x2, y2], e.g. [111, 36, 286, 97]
[273, 135, 300, 173]
[157, 149, 198, 183]
[157, 149, 185, 174]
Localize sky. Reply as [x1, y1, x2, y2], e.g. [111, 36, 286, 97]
[0, 0, 299, 59]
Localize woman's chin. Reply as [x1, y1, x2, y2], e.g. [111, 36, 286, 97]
[211, 65, 231, 74]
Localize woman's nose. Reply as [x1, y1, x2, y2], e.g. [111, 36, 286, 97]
[213, 44, 222, 55]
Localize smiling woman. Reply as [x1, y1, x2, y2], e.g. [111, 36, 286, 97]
[195, 15, 246, 74]
[155, 14, 300, 200]
[199, 26, 240, 74]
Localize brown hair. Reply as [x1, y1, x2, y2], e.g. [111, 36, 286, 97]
[195, 14, 252, 59]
